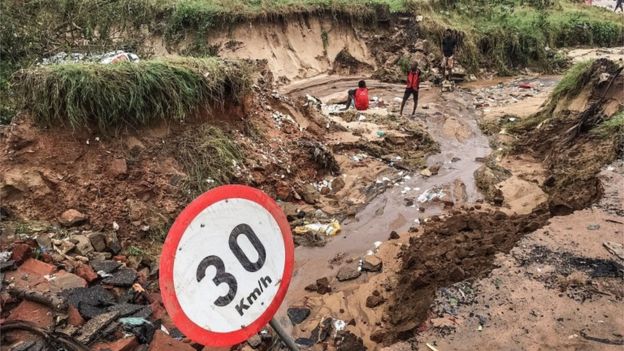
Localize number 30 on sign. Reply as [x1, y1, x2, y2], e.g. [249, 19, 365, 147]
[159, 185, 295, 346]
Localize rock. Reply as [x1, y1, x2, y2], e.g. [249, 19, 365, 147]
[11, 243, 32, 264]
[362, 255, 383, 272]
[60, 209, 88, 227]
[404, 198, 414, 207]
[389, 231, 400, 240]
[300, 184, 320, 204]
[149, 330, 195, 351]
[35, 234, 53, 251]
[8, 300, 54, 328]
[275, 181, 291, 200]
[68, 305, 85, 327]
[429, 164, 441, 176]
[110, 159, 128, 178]
[12, 258, 56, 276]
[50, 270, 88, 290]
[305, 277, 331, 294]
[287, 307, 311, 324]
[366, 294, 385, 308]
[90, 260, 121, 274]
[71, 235, 94, 256]
[370, 330, 386, 343]
[102, 268, 137, 287]
[56, 240, 76, 255]
[90, 252, 112, 261]
[76, 311, 120, 344]
[331, 176, 346, 193]
[420, 168, 432, 177]
[88, 232, 107, 252]
[295, 338, 316, 347]
[310, 318, 333, 343]
[335, 331, 366, 351]
[247, 334, 262, 348]
[107, 303, 145, 317]
[105, 232, 122, 255]
[65, 286, 116, 315]
[92, 336, 139, 351]
[75, 263, 98, 283]
[336, 265, 361, 281]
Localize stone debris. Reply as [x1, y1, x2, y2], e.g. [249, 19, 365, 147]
[337, 264, 362, 281]
[59, 209, 88, 227]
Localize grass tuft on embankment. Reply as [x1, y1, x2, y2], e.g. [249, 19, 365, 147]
[13, 57, 251, 132]
[175, 125, 243, 198]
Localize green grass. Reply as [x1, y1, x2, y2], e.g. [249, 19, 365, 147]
[175, 125, 243, 198]
[550, 59, 594, 102]
[420, 0, 623, 73]
[13, 57, 251, 132]
[593, 111, 624, 139]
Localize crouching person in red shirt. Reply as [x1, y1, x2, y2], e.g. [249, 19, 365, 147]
[343, 80, 369, 111]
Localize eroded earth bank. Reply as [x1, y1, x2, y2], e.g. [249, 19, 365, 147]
[1, 4, 623, 351]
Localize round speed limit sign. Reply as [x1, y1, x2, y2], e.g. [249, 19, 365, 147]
[160, 185, 294, 346]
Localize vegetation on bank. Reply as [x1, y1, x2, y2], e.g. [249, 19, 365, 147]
[419, 0, 622, 74]
[175, 125, 243, 198]
[1, 0, 622, 123]
[13, 57, 251, 132]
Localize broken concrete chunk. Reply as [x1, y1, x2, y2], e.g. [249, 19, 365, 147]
[60, 209, 88, 227]
[71, 235, 94, 256]
[90, 260, 121, 274]
[102, 268, 137, 287]
[362, 255, 383, 272]
[287, 307, 311, 325]
[337, 264, 361, 281]
[300, 184, 320, 204]
[365, 294, 385, 308]
[88, 232, 107, 252]
[105, 231, 122, 255]
[75, 311, 119, 344]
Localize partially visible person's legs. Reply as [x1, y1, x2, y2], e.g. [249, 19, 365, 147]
[400, 88, 414, 116]
[411, 89, 419, 115]
[344, 89, 356, 110]
[616, 0, 623, 11]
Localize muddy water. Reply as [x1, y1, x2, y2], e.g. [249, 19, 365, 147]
[284, 77, 491, 299]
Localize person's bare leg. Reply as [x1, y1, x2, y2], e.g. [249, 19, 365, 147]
[400, 93, 408, 116]
[411, 91, 418, 115]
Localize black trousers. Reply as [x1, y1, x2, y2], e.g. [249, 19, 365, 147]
[403, 88, 419, 105]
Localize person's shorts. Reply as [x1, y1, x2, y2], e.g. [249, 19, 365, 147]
[442, 55, 454, 65]
[403, 88, 419, 100]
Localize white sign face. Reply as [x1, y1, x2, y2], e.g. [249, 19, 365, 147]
[172, 198, 286, 332]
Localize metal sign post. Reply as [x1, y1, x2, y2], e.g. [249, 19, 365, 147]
[270, 318, 300, 351]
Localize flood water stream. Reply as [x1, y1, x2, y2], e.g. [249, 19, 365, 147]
[282, 77, 491, 300]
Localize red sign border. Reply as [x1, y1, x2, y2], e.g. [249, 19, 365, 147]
[159, 185, 295, 346]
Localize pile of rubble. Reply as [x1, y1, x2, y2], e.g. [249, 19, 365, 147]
[1, 227, 201, 350]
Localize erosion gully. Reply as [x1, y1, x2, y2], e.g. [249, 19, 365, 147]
[281, 76, 491, 300]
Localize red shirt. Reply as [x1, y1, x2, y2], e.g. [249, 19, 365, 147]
[407, 71, 420, 90]
[354, 88, 369, 110]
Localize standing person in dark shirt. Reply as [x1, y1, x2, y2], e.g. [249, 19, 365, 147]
[400, 63, 420, 117]
[441, 29, 457, 81]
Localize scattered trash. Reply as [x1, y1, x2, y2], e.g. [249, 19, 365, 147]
[376, 130, 386, 137]
[417, 187, 446, 203]
[587, 224, 600, 230]
[294, 220, 341, 236]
